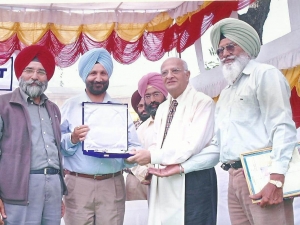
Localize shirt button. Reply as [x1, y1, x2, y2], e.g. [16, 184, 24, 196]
[48, 159, 51, 162]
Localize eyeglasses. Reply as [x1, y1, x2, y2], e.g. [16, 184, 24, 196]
[161, 68, 184, 77]
[144, 91, 162, 102]
[23, 68, 47, 76]
[216, 43, 238, 57]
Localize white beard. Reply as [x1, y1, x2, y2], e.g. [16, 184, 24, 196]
[19, 77, 48, 98]
[221, 54, 250, 85]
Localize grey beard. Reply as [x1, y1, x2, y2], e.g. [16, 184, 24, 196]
[222, 54, 250, 85]
[19, 78, 48, 98]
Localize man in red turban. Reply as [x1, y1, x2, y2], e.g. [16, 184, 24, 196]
[14, 45, 56, 103]
[14, 45, 55, 81]
[0, 45, 67, 225]
[131, 90, 149, 127]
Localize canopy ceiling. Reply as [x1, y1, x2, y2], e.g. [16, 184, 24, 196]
[0, 0, 254, 67]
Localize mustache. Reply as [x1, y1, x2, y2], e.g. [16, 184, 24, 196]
[150, 101, 160, 107]
[221, 55, 236, 63]
[25, 79, 43, 86]
[92, 81, 107, 85]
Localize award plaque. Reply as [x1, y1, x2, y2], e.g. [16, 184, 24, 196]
[82, 102, 131, 158]
[240, 142, 300, 203]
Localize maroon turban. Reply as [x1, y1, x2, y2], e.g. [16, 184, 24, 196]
[138, 72, 168, 97]
[14, 45, 55, 80]
[131, 90, 142, 114]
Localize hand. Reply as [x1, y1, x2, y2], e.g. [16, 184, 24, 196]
[148, 164, 182, 177]
[71, 125, 90, 144]
[61, 200, 65, 218]
[249, 174, 284, 208]
[126, 150, 151, 165]
[0, 199, 7, 224]
[124, 149, 137, 164]
[141, 172, 152, 185]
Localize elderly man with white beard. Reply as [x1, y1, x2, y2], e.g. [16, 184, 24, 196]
[210, 18, 297, 225]
[149, 18, 298, 225]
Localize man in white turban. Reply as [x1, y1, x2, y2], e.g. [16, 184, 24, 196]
[147, 18, 298, 225]
[210, 18, 296, 225]
[60, 48, 141, 225]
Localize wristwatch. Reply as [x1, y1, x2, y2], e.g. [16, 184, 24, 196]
[269, 180, 283, 188]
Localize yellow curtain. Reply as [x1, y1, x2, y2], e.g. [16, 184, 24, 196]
[176, 1, 212, 25]
[17, 23, 49, 45]
[281, 66, 300, 96]
[0, 2, 216, 44]
[50, 23, 82, 45]
[115, 23, 148, 42]
[146, 12, 173, 32]
[0, 22, 18, 41]
[82, 23, 115, 42]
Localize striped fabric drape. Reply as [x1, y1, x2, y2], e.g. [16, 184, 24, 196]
[0, 0, 254, 67]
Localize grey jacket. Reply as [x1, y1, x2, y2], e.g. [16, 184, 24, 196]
[0, 88, 67, 205]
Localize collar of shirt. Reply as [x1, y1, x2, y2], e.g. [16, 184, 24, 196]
[242, 59, 257, 75]
[19, 88, 48, 105]
[224, 59, 257, 89]
[168, 84, 193, 105]
[79, 90, 114, 104]
[144, 116, 154, 128]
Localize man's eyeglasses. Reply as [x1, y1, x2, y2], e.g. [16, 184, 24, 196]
[23, 68, 47, 76]
[144, 92, 162, 102]
[216, 43, 238, 57]
[161, 68, 184, 77]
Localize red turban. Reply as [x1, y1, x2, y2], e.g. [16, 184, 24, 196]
[131, 90, 142, 114]
[14, 45, 55, 80]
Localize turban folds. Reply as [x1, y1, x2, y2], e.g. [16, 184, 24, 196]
[131, 90, 142, 114]
[14, 45, 55, 80]
[210, 18, 261, 58]
[138, 72, 168, 97]
[78, 48, 113, 82]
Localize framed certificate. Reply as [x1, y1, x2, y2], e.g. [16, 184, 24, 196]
[82, 102, 131, 158]
[241, 142, 300, 203]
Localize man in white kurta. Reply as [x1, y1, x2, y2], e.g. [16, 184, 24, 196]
[125, 90, 149, 201]
[128, 57, 219, 225]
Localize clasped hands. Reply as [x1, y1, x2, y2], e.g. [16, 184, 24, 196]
[127, 149, 183, 179]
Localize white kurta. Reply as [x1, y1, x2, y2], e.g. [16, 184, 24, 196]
[132, 117, 155, 182]
[148, 85, 215, 225]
